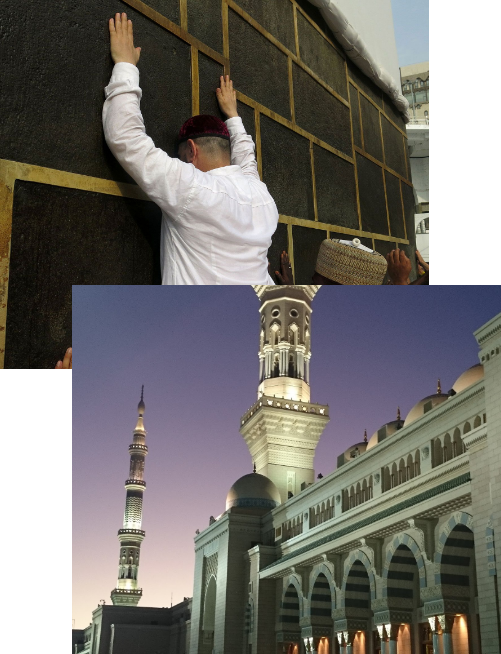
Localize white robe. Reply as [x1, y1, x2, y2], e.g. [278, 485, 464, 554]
[103, 62, 277, 285]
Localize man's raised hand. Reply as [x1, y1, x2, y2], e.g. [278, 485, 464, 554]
[109, 13, 141, 66]
[216, 75, 238, 119]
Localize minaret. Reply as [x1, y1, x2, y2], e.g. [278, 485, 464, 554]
[110, 388, 148, 606]
[240, 286, 330, 502]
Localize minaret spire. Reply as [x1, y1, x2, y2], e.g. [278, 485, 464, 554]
[111, 389, 148, 606]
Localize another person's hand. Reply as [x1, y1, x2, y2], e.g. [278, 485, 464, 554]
[216, 75, 238, 119]
[55, 348, 72, 369]
[109, 13, 141, 66]
[416, 249, 429, 274]
[275, 251, 293, 285]
[386, 249, 411, 285]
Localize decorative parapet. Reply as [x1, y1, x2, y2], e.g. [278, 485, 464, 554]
[124, 479, 146, 487]
[110, 588, 142, 596]
[128, 443, 148, 452]
[253, 285, 321, 301]
[241, 395, 329, 426]
[462, 426, 487, 452]
[118, 528, 145, 537]
[474, 312, 501, 346]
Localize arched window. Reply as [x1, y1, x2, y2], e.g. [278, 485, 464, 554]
[398, 459, 406, 484]
[433, 438, 443, 467]
[349, 486, 355, 509]
[391, 463, 397, 488]
[362, 479, 367, 503]
[473, 415, 481, 429]
[444, 433, 452, 462]
[463, 422, 471, 434]
[203, 577, 217, 635]
[356, 483, 361, 506]
[407, 453, 414, 480]
[383, 466, 391, 492]
[414, 450, 421, 476]
[453, 428, 463, 457]
[368, 475, 373, 499]
[289, 323, 298, 346]
[270, 322, 280, 346]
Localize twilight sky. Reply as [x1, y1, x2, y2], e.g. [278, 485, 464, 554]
[72, 286, 499, 628]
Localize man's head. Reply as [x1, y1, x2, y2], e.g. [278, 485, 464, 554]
[177, 115, 231, 172]
[313, 238, 387, 285]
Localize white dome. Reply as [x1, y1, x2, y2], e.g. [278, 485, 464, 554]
[366, 418, 403, 450]
[338, 441, 368, 467]
[404, 393, 449, 426]
[226, 473, 281, 511]
[452, 364, 484, 394]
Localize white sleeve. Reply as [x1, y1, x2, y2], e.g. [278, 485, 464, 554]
[225, 116, 260, 180]
[103, 62, 196, 216]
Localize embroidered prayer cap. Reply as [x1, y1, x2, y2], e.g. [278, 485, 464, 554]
[177, 115, 230, 145]
[315, 238, 387, 285]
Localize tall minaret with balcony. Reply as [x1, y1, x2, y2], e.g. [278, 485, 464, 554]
[240, 286, 330, 502]
[110, 388, 148, 606]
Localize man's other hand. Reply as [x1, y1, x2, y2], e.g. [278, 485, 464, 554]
[386, 249, 411, 285]
[55, 348, 72, 369]
[216, 75, 238, 119]
[275, 251, 293, 285]
[109, 13, 141, 66]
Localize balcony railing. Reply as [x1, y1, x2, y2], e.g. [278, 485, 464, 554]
[407, 117, 429, 125]
[241, 395, 329, 425]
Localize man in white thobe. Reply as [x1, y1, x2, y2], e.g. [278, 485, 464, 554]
[103, 12, 277, 285]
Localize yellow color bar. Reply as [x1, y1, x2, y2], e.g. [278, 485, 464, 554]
[430, 234, 501, 243]
[430, 125, 501, 202]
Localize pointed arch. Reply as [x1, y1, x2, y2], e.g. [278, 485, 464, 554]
[309, 572, 333, 625]
[382, 533, 427, 590]
[202, 575, 217, 631]
[342, 550, 376, 602]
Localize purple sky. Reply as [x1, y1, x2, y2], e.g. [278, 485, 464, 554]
[72, 286, 500, 628]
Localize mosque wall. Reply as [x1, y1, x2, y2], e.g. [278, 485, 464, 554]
[1, 0, 413, 368]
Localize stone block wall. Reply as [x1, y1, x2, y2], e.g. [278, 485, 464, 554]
[0, 0, 413, 367]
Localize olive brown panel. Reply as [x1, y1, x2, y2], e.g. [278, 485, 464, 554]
[0, 0, 414, 366]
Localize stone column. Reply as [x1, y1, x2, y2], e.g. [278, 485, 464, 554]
[296, 350, 304, 379]
[344, 631, 354, 654]
[305, 357, 310, 384]
[386, 624, 398, 654]
[438, 615, 455, 654]
[376, 626, 387, 654]
[427, 617, 439, 654]
[264, 350, 272, 378]
[258, 354, 264, 382]
[336, 632, 345, 654]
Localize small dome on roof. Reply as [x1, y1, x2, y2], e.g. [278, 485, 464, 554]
[338, 434, 368, 468]
[452, 364, 484, 394]
[404, 381, 449, 426]
[367, 412, 404, 450]
[226, 473, 281, 511]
